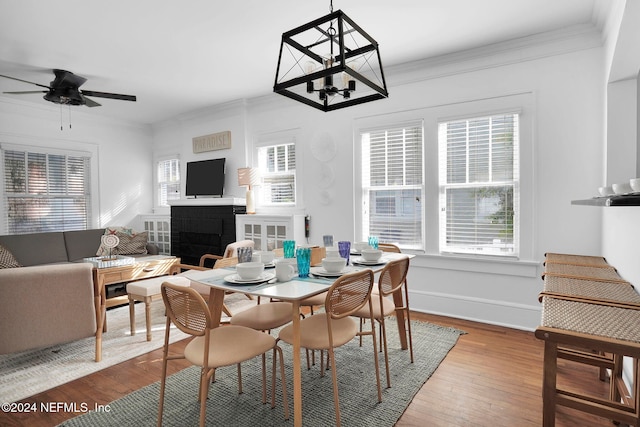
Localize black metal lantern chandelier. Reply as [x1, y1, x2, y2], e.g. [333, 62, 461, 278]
[273, 1, 388, 112]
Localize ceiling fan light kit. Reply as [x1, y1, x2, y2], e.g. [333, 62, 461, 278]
[273, 1, 388, 112]
[0, 69, 136, 108]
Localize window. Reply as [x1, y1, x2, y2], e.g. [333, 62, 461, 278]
[2, 147, 91, 233]
[360, 123, 423, 249]
[157, 158, 180, 207]
[256, 140, 296, 206]
[438, 113, 519, 256]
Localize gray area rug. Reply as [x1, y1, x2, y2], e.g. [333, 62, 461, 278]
[60, 319, 464, 427]
[0, 293, 256, 403]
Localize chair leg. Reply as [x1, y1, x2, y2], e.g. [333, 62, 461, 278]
[271, 346, 290, 419]
[157, 319, 171, 427]
[261, 353, 267, 404]
[237, 363, 243, 394]
[328, 347, 342, 427]
[144, 296, 153, 341]
[128, 296, 136, 336]
[380, 316, 391, 388]
[198, 367, 212, 427]
[405, 307, 415, 363]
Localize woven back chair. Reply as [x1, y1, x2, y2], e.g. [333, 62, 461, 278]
[378, 242, 401, 253]
[278, 269, 381, 427]
[158, 282, 289, 427]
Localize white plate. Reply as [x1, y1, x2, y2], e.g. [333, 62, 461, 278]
[224, 272, 275, 285]
[310, 266, 355, 277]
[351, 257, 387, 266]
[263, 261, 276, 268]
[350, 250, 361, 256]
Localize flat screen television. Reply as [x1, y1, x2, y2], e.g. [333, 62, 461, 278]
[185, 158, 226, 197]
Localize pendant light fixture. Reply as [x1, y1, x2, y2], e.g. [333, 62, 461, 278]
[273, 0, 388, 112]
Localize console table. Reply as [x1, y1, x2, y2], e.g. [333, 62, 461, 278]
[93, 255, 179, 362]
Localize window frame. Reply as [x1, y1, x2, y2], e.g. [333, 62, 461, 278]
[0, 141, 99, 235]
[155, 155, 181, 209]
[437, 112, 521, 257]
[357, 120, 425, 250]
[354, 92, 535, 261]
[252, 129, 300, 210]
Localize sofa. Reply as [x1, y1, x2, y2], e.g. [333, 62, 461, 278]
[0, 228, 158, 359]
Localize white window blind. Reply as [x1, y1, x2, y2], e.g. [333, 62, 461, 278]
[157, 158, 180, 207]
[257, 142, 296, 205]
[361, 123, 423, 249]
[3, 148, 92, 234]
[438, 113, 519, 256]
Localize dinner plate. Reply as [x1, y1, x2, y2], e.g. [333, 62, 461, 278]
[309, 266, 355, 277]
[351, 257, 387, 266]
[224, 272, 275, 285]
[263, 261, 276, 268]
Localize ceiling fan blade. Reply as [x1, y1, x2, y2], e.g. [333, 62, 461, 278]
[81, 90, 136, 102]
[3, 90, 48, 94]
[80, 94, 101, 107]
[0, 73, 51, 90]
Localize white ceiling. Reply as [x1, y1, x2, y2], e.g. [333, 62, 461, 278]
[0, 0, 612, 125]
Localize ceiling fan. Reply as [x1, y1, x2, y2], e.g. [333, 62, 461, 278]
[0, 69, 136, 107]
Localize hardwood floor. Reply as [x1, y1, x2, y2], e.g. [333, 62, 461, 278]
[1, 312, 618, 426]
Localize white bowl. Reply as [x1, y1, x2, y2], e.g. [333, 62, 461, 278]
[353, 241, 370, 252]
[612, 182, 633, 195]
[630, 178, 640, 192]
[598, 186, 614, 196]
[236, 261, 264, 280]
[252, 251, 275, 264]
[322, 257, 346, 273]
[361, 249, 383, 262]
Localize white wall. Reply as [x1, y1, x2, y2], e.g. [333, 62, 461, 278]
[152, 40, 606, 330]
[0, 97, 154, 232]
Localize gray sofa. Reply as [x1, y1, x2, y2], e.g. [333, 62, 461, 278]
[0, 228, 158, 358]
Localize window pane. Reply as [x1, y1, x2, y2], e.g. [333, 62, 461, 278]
[3, 148, 91, 234]
[258, 142, 296, 205]
[439, 113, 519, 256]
[157, 158, 180, 206]
[361, 122, 424, 249]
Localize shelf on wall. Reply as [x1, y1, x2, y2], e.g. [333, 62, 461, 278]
[572, 193, 640, 206]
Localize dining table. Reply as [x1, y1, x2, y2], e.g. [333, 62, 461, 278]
[181, 251, 413, 427]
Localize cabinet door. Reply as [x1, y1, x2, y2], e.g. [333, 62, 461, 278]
[266, 223, 289, 250]
[242, 223, 262, 250]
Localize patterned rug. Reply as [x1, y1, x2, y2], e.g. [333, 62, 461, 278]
[0, 293, 256, 403]
[59, 319, 465, 427]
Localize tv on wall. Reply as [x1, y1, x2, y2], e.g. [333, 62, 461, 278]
[185, 158, 226, 197]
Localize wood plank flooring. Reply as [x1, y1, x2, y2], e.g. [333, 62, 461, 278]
[1, 312, 619, 426]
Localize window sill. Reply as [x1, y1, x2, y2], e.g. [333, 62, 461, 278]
[406, 252, 540, 278]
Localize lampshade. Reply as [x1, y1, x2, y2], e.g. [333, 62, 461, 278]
[237, 167, 260, 188]
[273, 5, 388, 112]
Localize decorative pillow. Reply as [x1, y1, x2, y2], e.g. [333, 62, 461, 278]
[96, 229, 148, 256]
[0, 244, 22, 269]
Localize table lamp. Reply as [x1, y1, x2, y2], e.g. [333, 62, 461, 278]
[237, 167, 260, 214]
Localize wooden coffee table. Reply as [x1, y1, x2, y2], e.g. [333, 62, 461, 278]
[92, 255, 179, 362]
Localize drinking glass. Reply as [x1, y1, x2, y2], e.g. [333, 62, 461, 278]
[338, 241, 351, 265]
[322, 234, 334, 247]
[296, 247, 311, 277]
[368, 235, 379, 250]
[237, 247, 252, 263]
[283, 240, 296, 258]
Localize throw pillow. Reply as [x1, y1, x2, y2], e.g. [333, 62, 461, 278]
[0, 244, 21, 269]
[96, 229, 148, 256]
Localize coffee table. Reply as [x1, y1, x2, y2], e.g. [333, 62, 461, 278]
[92, 255, 179, 362]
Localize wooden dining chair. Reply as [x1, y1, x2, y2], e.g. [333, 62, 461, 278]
[353, 256, 413, 388]
[378, 242, 401, 253]
[277, 269, 382, 427]
[157, 282, 289, 427]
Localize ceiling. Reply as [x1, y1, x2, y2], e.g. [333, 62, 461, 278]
[0, 0, 613, 125]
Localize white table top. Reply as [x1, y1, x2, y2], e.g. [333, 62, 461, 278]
[185, 252, 413, 302]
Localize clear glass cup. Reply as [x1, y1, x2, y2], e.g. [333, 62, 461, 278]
[296, 247, 311, 277]
[237, 247, 253, 263]
[283, 240, 296, 258]
[338, 241, 351, 265]
[322, 234, 334, 247]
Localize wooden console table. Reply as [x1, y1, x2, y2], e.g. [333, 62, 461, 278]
[93, 256, 179, 362]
